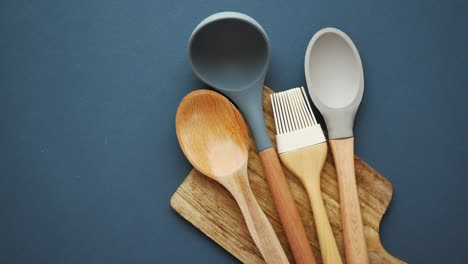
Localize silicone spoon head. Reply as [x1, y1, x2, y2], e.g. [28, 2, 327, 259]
[305, 28, 364, 139]
[175, 90, 249, 179]
[188, 12, 272, 151]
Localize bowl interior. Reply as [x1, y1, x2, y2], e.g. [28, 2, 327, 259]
[176, 91, 249, 177]
[189, 18, 269, 91]
[306, 31, 362, 109]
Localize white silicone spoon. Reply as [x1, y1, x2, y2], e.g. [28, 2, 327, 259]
[305, 27, 369, 264]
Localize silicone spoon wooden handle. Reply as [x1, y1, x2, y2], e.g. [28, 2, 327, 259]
[329, 138, 369, 264]
[221, 165, 289, 264]
[259, 148, 317, 264]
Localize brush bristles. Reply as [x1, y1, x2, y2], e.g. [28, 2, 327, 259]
[270, 87, 318, 135]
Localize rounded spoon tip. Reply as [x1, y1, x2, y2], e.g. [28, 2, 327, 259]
[176, 89, 250, 178]
[305, 27, 364, 139]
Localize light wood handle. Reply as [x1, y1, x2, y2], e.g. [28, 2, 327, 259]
[304, 177, 343, 264]
[329, 138, 369, 264]
[280, 144, 342, 264]
[259, 148, 317, 264]
[222, 168, 289, 264]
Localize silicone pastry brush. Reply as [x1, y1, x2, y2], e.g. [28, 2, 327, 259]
[271, 87, 342, 264]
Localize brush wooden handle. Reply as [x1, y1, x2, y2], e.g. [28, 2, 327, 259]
[221, 167, 289, 264]
[280, 144, 342, 264]
[259, 148, 317, 264]
[329, 138, 369, 264]
[291, 146, 342, 264]
[305, 180, 343, 264]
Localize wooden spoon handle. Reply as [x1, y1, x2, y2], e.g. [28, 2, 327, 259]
[304, 175, 343, 264]
[329, 138, 369, 264]
[223, 168, 289, 264]
[259, 148, 317, 264]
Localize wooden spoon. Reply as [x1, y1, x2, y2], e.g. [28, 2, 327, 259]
[176, 90, 289, 264]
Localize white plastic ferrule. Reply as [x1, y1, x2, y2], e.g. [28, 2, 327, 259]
[276, 124, 326, 154]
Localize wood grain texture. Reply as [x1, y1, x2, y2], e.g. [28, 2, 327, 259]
[221, 165, 290, 264]
[280, 143, 342, 264]
[176, 90, 289, 263]
[329, 138, 369, 264]
[259, 148, 316, 264]
[171, 87, 406, 264]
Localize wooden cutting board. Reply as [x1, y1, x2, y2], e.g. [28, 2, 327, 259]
[171, 87, 405, 264]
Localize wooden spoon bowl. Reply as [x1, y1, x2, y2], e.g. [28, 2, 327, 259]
[176, 90, 249, 178]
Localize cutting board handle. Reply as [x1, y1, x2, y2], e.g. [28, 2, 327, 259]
[259, 148, 317, 264]
[221, 166, 289, 264]
[329, 138, 369, 264]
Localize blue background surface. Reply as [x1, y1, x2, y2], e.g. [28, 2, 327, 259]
[1, 0, 467, 263]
